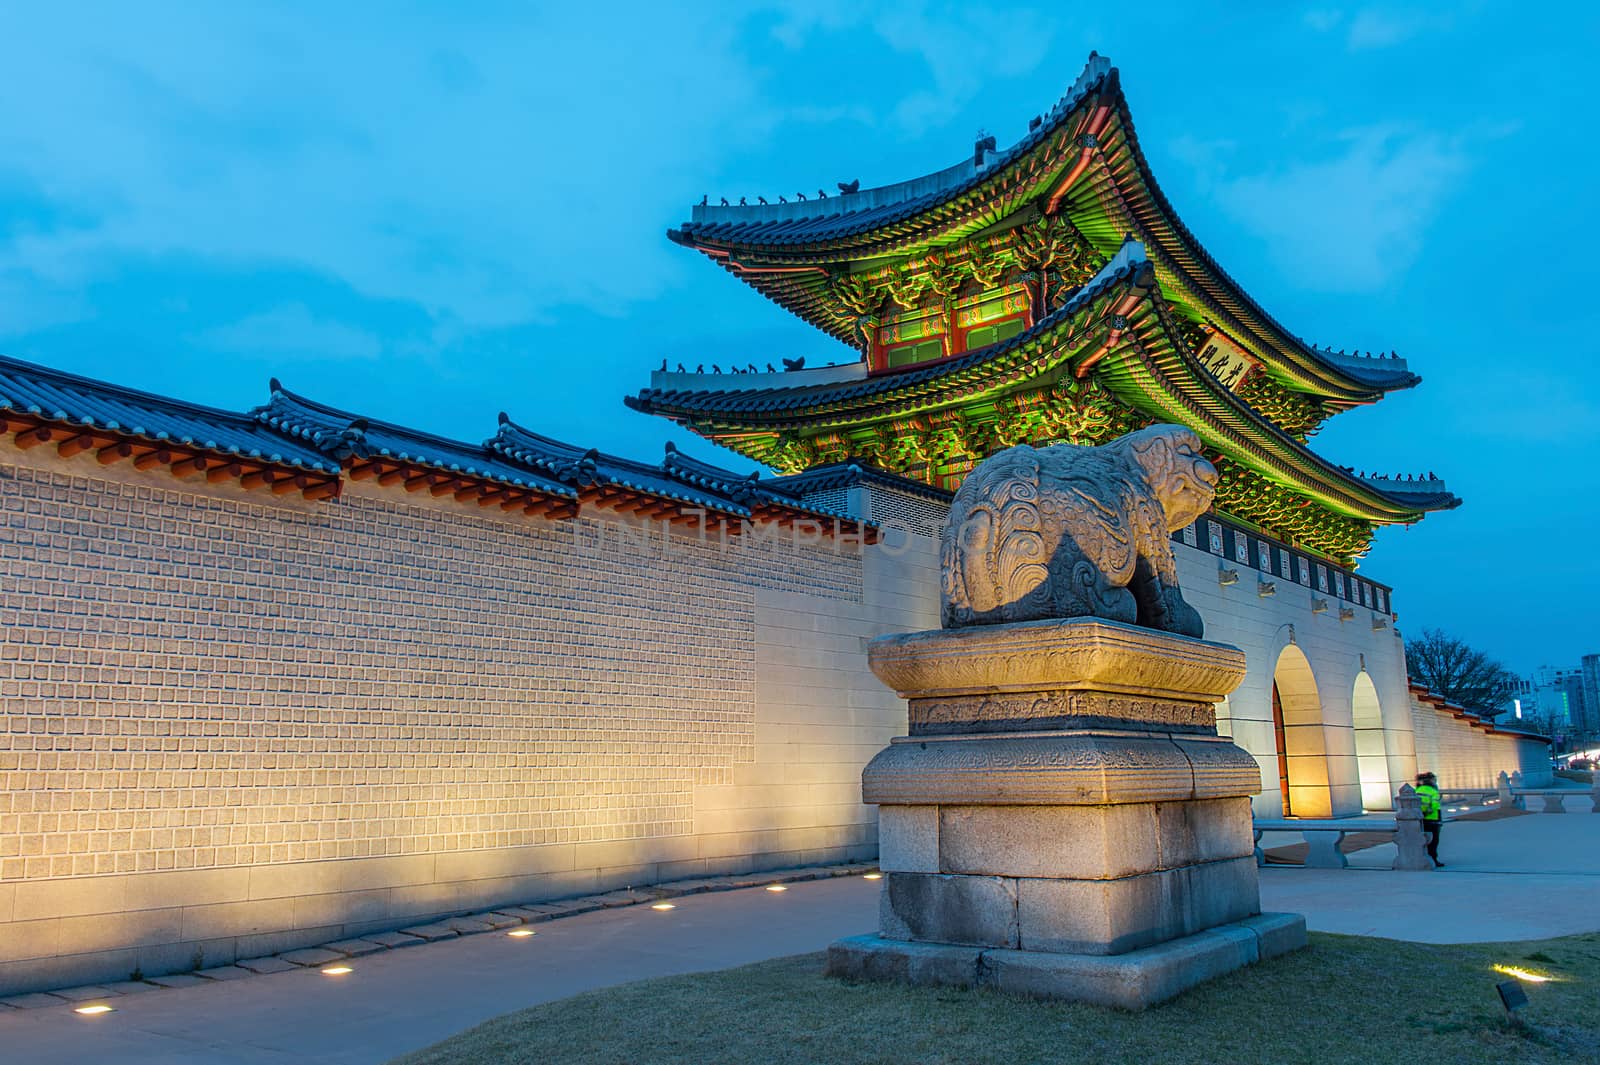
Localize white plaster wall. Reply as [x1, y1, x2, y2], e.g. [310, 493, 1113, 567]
[1171, 542, 1411, 817]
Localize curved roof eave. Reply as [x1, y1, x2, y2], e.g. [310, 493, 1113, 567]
[628, 242, 1148, 423]
[669, 54, 1414, 405]
[1093, 298, 1460, 522]
[632, 266, 1458, 525]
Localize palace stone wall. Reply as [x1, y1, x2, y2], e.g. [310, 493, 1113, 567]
[0, 445, 1545, 996]
[1409, 694, 1553, 790]
[0, 448, 936, 995]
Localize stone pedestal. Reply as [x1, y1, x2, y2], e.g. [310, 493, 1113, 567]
[826, 618, 1306, 1009]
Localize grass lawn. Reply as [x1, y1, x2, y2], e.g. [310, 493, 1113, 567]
[391, 931, 1600, 1065]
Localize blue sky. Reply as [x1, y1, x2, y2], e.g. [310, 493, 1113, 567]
[1, 3, 1595, 672]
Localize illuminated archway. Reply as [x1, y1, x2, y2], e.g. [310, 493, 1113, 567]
[1271, 644, 1332, 817]
[1352, 671, 1392, 811]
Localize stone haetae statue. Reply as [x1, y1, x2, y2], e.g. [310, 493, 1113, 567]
[940, 425, 1217, 637]
[831, 423, 1304, 1009]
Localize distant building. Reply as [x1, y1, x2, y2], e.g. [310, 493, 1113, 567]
[1583, 654, 1600, 733]
[1526, 664, 1591, 740]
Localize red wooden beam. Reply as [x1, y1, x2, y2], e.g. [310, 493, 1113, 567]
[428, 478, 465, 498]
[95, 441, 134, 465]
[170, 455, 209, 478]
[133, 448, 173, 471]
[56, 433, 100, 459]
[13, 426, 53, 450]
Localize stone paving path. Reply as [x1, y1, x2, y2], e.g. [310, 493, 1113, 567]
[3, 816, 1597, 1065]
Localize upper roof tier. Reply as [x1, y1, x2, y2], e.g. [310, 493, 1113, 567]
[667, 52, 1417, 408]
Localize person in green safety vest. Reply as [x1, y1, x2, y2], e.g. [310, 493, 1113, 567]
[1416, 771, 1444, 867]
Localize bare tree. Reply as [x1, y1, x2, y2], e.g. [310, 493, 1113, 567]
[1404, 628, 1521, 720]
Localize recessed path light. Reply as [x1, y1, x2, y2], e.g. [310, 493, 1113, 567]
[650, 902, 676, 911]
[507, 928, 537, 937]
[765, 884, 788, 893]
[74, 1005, 114, 1015]
[321, 966, 353, 975]
[862, 873, 882, 880]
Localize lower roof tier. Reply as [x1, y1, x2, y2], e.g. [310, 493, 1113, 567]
[628, 244, 1459, 563]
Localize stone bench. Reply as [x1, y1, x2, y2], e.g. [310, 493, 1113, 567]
[1498, 771, 1600, 813]
[1254, 785, 1433, 871]
[1510, 788, 1598, 814]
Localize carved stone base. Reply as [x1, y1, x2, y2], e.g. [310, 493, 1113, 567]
[825, 913, 1308, 1010]
[845, 617, 1301, 1006]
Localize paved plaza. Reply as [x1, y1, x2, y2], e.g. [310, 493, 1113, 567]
[3, 812, 1596, 1065]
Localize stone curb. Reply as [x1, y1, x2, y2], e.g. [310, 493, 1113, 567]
[0, 861, 878, 1011]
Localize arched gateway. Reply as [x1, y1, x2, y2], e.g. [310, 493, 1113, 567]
[1352, 671, 1393, 810]
[1271, 644, 1332, 817]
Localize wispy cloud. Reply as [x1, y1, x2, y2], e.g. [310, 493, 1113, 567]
[1301, 5, 1458, 50]
[1179, 125, 1473, 290]
[1345, 9, 1451, 49]
[194, 303, 382, 362]
[766, 2, 1055, 136]
[1302, 9, 1344, 33]
[0, 6, 772, 332]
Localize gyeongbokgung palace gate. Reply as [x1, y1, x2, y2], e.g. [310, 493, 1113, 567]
[0, 53, 1551, 996]
[629, 52, 1547, 819]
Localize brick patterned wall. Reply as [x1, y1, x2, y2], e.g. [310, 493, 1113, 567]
[1409, 695, 1549, 790]
[0, 463, 862, 883]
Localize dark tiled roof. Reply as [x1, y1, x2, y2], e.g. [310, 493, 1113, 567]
[489, 417, 756, 514]
[1306, 346, 1420, 390]
[0, 354, 339, 474]
[773, 462, 954, 503]
[1409, 684, 1550, 743]
[254, 384, 576, 498]
[673, 56, 1113, 248]
[0, 353, 865, 528]
[488, 418, 857, 522]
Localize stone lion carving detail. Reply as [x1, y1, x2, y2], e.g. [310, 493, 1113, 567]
[941, 425, 1217, 636]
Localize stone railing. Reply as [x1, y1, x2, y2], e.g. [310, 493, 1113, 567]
[1253, 785, 1432, 871]
[1498, 771, 1600, 813]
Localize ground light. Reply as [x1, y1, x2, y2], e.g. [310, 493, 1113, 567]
[1494, 964, 1555, 983]
[650, 902, 676, 911]
[321, 966, 353, 975]
[507, 928, 537, 937]
[765, 884, 787, 893]
[862, 873, 882, 880]
[73, 1005, 114, 1015]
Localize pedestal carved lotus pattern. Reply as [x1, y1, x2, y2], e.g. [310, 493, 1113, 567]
[941, 424, 1217, 637]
